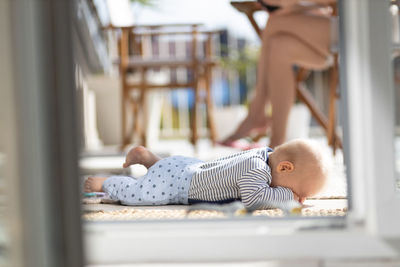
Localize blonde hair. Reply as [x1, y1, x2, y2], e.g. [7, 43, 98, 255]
[274, 139, 331, 197]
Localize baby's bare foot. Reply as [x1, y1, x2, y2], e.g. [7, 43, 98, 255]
[84, 176, 108, 192]
[123, 146, 161, 169]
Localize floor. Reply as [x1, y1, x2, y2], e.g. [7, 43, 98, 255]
[82, 199, 347, 221]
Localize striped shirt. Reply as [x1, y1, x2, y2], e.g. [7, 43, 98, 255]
[188, 147, 294, 209]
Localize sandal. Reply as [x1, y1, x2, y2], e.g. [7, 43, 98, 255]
[217, 138, 264, 151]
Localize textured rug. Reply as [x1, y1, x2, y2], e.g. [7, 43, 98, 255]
[82, 205, 347, 221]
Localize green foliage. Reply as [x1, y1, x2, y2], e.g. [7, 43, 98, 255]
[129, 0, 158, 7]
[219, 44, 260, 76]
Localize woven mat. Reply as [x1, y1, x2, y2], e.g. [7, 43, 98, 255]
[83, 206, 347, 221]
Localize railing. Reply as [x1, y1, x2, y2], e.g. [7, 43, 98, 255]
[76, 0, 111, 73]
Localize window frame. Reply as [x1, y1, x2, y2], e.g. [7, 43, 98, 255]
[341, 0, 400, 236]
[1, 0, 84, 266]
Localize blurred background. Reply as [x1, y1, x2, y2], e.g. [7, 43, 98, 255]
[1, 0, 400, 266]
[78, 0, 338, 165]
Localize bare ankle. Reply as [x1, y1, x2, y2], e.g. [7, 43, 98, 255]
[84, 176, 107, 192]
[124, 146, 161, 169]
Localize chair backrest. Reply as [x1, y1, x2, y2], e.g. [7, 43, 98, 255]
[127, 24, 202, 59]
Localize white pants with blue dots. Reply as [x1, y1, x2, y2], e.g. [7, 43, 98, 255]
[102, 156, 203, 205]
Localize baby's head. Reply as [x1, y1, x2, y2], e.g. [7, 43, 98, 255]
[269, 139, 328, 201]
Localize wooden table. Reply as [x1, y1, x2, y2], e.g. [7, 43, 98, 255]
[231, 1, 264, 38]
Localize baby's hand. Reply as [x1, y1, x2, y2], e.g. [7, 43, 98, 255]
[292, 192, 300, 202]
[292, 192, 306, 204]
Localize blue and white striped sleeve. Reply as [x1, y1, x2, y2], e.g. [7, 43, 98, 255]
[238, 168, 294, 209]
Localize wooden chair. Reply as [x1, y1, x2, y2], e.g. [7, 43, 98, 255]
[231, 1, 342, 152]
[106, 24, 219, 148]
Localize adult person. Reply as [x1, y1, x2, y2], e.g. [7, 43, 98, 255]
[221, 0, 337, 148]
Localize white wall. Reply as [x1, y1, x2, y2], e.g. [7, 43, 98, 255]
[87, 74, 122, 146]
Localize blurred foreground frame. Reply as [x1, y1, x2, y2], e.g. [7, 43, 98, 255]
[3, 0, 83, 266]
[2, 0, 400, 266]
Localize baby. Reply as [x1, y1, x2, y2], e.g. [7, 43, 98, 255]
[84, 139, 327, 209]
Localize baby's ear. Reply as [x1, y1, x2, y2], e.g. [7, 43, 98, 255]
[277, 161, 294, 173]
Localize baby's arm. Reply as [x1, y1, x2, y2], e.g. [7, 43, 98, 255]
[238, 168, 295, 209]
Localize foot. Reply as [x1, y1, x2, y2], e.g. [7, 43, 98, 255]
[84, 176, 108, 192]
[217, 139, 252, 150]
[217, 139, 265, 151]
[220, 116, 271, 145]
[123, 146, 161, 169]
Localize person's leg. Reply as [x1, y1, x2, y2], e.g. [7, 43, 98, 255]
[222, 13, 331, 145]
[123, 146, 161, 169]
[267, 33, 329, 147]
[266, 12, 332, 58]
[221, 25, 272, 144]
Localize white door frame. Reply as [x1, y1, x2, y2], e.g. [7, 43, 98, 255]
[341, 0, 400, 236]
[1, 1, 84, 266]
[84, 0, 400, 264]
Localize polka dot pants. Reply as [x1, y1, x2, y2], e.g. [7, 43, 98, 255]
[102, 156, 203, 205]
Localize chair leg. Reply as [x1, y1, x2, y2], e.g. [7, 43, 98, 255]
[205, 66, 217, 145]
[130, 95, 140, 144]
[296, 67, 310, 83]
[296, 72, 342, 151]
[121, 72, 129, 150]
[328, 54, 340, 153]
[131, 68, 148, 147]
[120, 29, 130, 150]
[125, 90, 145, 147]
[139, 89, 147, 146]
[121, 97, 128, 149]
[191, 81, 199, 146]
[297, 82, 329, 130]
